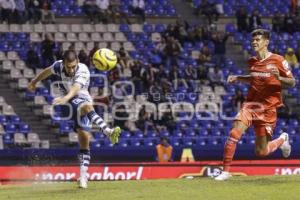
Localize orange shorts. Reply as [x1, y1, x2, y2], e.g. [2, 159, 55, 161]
[234, 106, 277, 137]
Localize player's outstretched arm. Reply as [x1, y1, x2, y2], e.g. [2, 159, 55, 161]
[227, 75, 251, 84]
[27, 67, 53, 92]
[53, 83, 81, 105]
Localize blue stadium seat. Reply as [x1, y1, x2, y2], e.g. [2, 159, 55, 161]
[146, 131, 157, 138]
[60, 6, 71, 16]
[143, 24, 153, 33]
[199, 129, 209, 136]
[155, 24, 166, 33]
[119, 24, 130, 32]
[166, 7, 176, 16]
[169, 137, 182, 146]
[217, 122, 225, 129]
[129, 138, 142, 147]
[12, 42, 22, 51]
[225, 23, 236, 34]
[204, 122, 212, 129]
[121, 130, 131, 138]
[287, 127, 297, 135]
[139, 33, 150, 41]
[91, 140, 105, 148]
[134, 130, 144, 138]
[186, 129, 197, 137]
[59, 122, 73, 134]
[126, 32, 137, 42]
[144, 138, 155, 147]
[17, 33, 28, 41]
[103, 139, 114, 147]
[277, 119, 287, 126]
[211, 128, 222, 136]
[19, 123, 30, 134]
[10, 115, 21, 125]
[36, 87, 50, 96]
[0, 115, 8, 125]
[160, 130, 170, 137]
[3, 134, 13, 144]
[173, 130, 183, 137]
[0, 42, 10, 51]
[129, 51, 140, 59]
[207, 137, 222, 146]
[74, 6, 83, 15]
[118, 138, 129, 147]
[182, 137, 194, 146]
[288, 119, 299, 127]
[144, 7, 153, 15]
[5, 32, 15, 41]
[195, 137, 207, 146]
[92, 132, 105, 140]
[154, 6, 165, 16]
[5, 124, 16, 134]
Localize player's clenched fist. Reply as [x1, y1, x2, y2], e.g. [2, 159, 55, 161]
[270, 67, 280, 80]
[227, 75, 238, 83]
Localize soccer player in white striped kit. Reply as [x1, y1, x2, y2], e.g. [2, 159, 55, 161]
[28, 50, 121, 188]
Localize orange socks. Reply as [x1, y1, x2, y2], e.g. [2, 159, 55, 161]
[223, 129, 242, 172]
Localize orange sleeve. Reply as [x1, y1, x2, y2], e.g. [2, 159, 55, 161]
[156, 145, 173, 162]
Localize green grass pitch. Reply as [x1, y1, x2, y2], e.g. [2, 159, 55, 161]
[1, 176, 300, 200]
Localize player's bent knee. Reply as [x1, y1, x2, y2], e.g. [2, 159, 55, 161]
[80, 104, 93, 115]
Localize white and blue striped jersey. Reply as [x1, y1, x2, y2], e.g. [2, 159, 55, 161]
[50, 60, 92, 102]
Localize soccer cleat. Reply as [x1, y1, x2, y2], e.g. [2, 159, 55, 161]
[214, 171, 232, 181]
[77, 176, 88, 189]
[108, 126, 121, 145]
[279, 132, 291, 158]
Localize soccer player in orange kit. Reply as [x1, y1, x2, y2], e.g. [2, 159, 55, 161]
[215, 29, 296, 181]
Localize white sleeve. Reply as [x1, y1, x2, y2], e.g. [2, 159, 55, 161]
[74, 70, 90, 87]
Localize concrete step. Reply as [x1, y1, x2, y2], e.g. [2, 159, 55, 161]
[27, 121, 46, 126]
[0, 73, 61, 146]
[217, 17, 272, 25]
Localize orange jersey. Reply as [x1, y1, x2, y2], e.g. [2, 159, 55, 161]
[246, 53, 293, 110]
[156, 144, 173, 162]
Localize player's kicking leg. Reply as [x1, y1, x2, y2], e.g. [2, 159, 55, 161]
[215, 121, 247, 181]
[77, 128, 90, 189]
[80, 104, 121, 144]
[254, 127, 291, 159]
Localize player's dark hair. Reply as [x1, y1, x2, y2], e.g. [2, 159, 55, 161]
[62, 50, 78, 62]
[160, 136, 168, 142]
[251, 29, 270, 39]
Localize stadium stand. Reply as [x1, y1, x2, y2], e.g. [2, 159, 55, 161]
[192, 0, 290, 17]
[0, 0, 299, 163]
